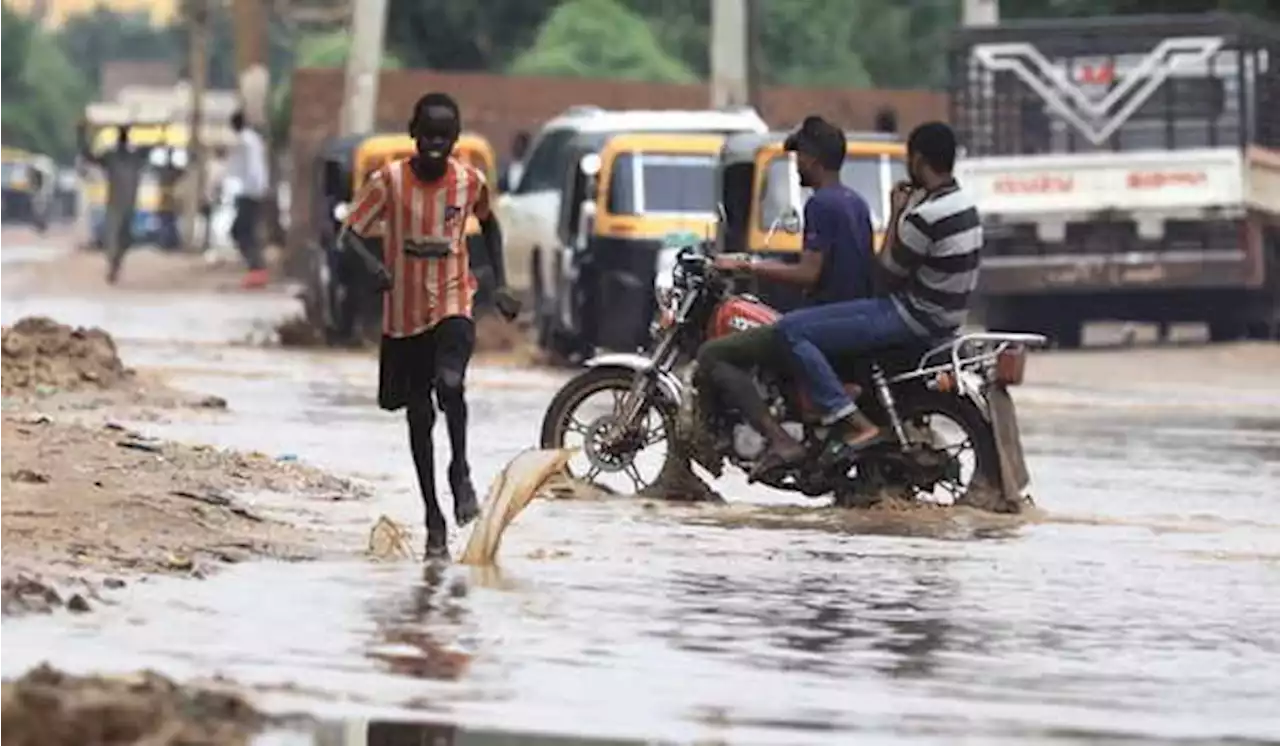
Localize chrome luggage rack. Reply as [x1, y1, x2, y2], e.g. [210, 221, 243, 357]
[889, 332, 1048, 385]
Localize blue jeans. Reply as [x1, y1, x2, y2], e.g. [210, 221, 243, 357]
[776, 298, 920, 423]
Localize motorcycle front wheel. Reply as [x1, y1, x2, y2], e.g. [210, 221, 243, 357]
[539, 367, 677, 495]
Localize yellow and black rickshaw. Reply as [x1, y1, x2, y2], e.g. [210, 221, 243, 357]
[534, 131, 725, 357]
[716, 131, 907, 311]
[309, 131, 500, 344]
[2, 147, 57, 231]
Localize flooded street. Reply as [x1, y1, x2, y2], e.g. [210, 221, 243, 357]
[3, 246, 1279, 744]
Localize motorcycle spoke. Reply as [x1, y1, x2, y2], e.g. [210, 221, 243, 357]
[643, 420, 667, 446]
[584, 465, 601, 485]
[624, 463, 645, 493]
[565, 415, 590, 435]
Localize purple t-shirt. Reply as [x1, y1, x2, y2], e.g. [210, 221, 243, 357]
[803, 184, 875, 304]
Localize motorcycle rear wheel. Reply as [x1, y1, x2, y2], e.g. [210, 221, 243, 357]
[540, 367, 677, 495]
[884, 390, 1005, 510]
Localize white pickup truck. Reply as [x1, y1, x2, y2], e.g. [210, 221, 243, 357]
[495, 106, 769, 294]
[952, 13, 1280, 345]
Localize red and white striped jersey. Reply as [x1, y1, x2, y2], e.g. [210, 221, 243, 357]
[345, 157, 491, 338]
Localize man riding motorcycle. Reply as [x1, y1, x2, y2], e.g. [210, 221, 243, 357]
[694, 115, 877, 476]
[759, 121, 983, 472]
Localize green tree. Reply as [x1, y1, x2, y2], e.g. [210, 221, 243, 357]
[53, 7, 178, 96]
[384, 0, 558, 71]
[2, 4, 91, 162]
[510, 0, 698, 83]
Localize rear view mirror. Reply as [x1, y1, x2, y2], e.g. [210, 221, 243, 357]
[781, 208, 801, 235]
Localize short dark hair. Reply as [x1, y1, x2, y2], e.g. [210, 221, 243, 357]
[409, 92, 460, 134]
[906, 121, 957, 174]
[874, 107, 898, 134]
[230, 110, 245, 131]
[784, 115, 845, 171]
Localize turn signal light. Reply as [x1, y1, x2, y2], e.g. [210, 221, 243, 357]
[934, 371, 956, 392]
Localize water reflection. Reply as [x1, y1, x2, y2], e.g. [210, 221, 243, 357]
[366, 565, 472, 681]
[659, 557, 967, 682]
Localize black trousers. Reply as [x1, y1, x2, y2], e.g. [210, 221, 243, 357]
[231, 196, 265, 270]
[379, 317, 477, 540]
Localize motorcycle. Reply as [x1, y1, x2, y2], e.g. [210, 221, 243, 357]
[539, 241, 1046, 512]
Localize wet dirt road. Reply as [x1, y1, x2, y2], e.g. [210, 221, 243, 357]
[3, 247, 1279, 744]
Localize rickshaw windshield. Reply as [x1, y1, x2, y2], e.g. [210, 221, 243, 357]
[759, 154, 907, 231]
[2, 161, 28, 188]
[607, 152, 718, 216]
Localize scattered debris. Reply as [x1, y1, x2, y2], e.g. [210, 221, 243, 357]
[8, 469, 49, 484]
[1, 575, 62, 615]
[115, 437, 164, 454]
[196, 395, 228, 410]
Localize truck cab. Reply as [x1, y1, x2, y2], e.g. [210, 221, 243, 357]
[497, 106, 768, 302]
[951, 13, 1280, 345]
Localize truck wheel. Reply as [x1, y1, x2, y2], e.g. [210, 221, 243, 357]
[1208, 319, 1245, 343]
[1050, 320, 1083, 350]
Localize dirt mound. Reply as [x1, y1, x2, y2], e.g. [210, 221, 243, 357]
[1, 664, 266, 746]
[1, 317, 129, 395]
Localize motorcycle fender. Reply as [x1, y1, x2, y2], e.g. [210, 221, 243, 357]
[585, 353, 685, 410]
[987, 385, 1031, 501]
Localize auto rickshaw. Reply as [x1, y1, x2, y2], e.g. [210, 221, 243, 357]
[534, 131, 725, 358]
[309, 131, 500, 345]
[716, 131, 907, 311]
[2, 147, 57, 231]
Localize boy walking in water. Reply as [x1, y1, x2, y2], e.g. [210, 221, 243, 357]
[341, 92, 520, 559]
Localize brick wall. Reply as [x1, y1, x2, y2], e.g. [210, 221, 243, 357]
[288, 68, 948, 280]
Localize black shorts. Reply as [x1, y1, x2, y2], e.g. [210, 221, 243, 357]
[378, 316, 476, 412]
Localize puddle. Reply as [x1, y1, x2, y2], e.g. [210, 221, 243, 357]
[3, 261, 1280, 743]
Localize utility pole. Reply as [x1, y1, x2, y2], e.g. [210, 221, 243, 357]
[709, 0, 749, 110]
[340, 0, 388, 136]
[184, 0, 209, 252]
[962, 0, 999, 27]
[232, 0, 270, 129]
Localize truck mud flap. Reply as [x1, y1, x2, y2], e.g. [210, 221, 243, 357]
[988, 386, 1030, 503]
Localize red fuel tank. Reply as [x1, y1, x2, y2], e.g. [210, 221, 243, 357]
[707, 296, 780, 341]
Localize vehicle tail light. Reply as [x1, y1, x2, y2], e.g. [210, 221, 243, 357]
[995, 348, 1027, 385]
[934, 371, 956, 392]
[657, 308, 676, 331]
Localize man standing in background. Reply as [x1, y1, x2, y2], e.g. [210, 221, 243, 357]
[227, 110, 269, 289]
[500, 130, 530, 193]
[78, 121, 149, 285]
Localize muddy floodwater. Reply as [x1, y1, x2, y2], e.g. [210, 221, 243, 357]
[3, 248, 1280, 744]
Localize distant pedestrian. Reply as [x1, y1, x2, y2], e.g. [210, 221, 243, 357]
[227, 110, 269, 288]
[78, 120, 150, 284]
[499, 130, 530, 193]
[875, 107, 898, 135]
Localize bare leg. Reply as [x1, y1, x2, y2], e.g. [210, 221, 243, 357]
[407, 402, 448, 558]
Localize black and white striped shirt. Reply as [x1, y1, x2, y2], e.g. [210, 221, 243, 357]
[882, 180, 982, 335]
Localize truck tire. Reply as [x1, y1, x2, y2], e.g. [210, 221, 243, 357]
[1051, 320, 1084, 350]
[1208, 319, 1245, 343]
